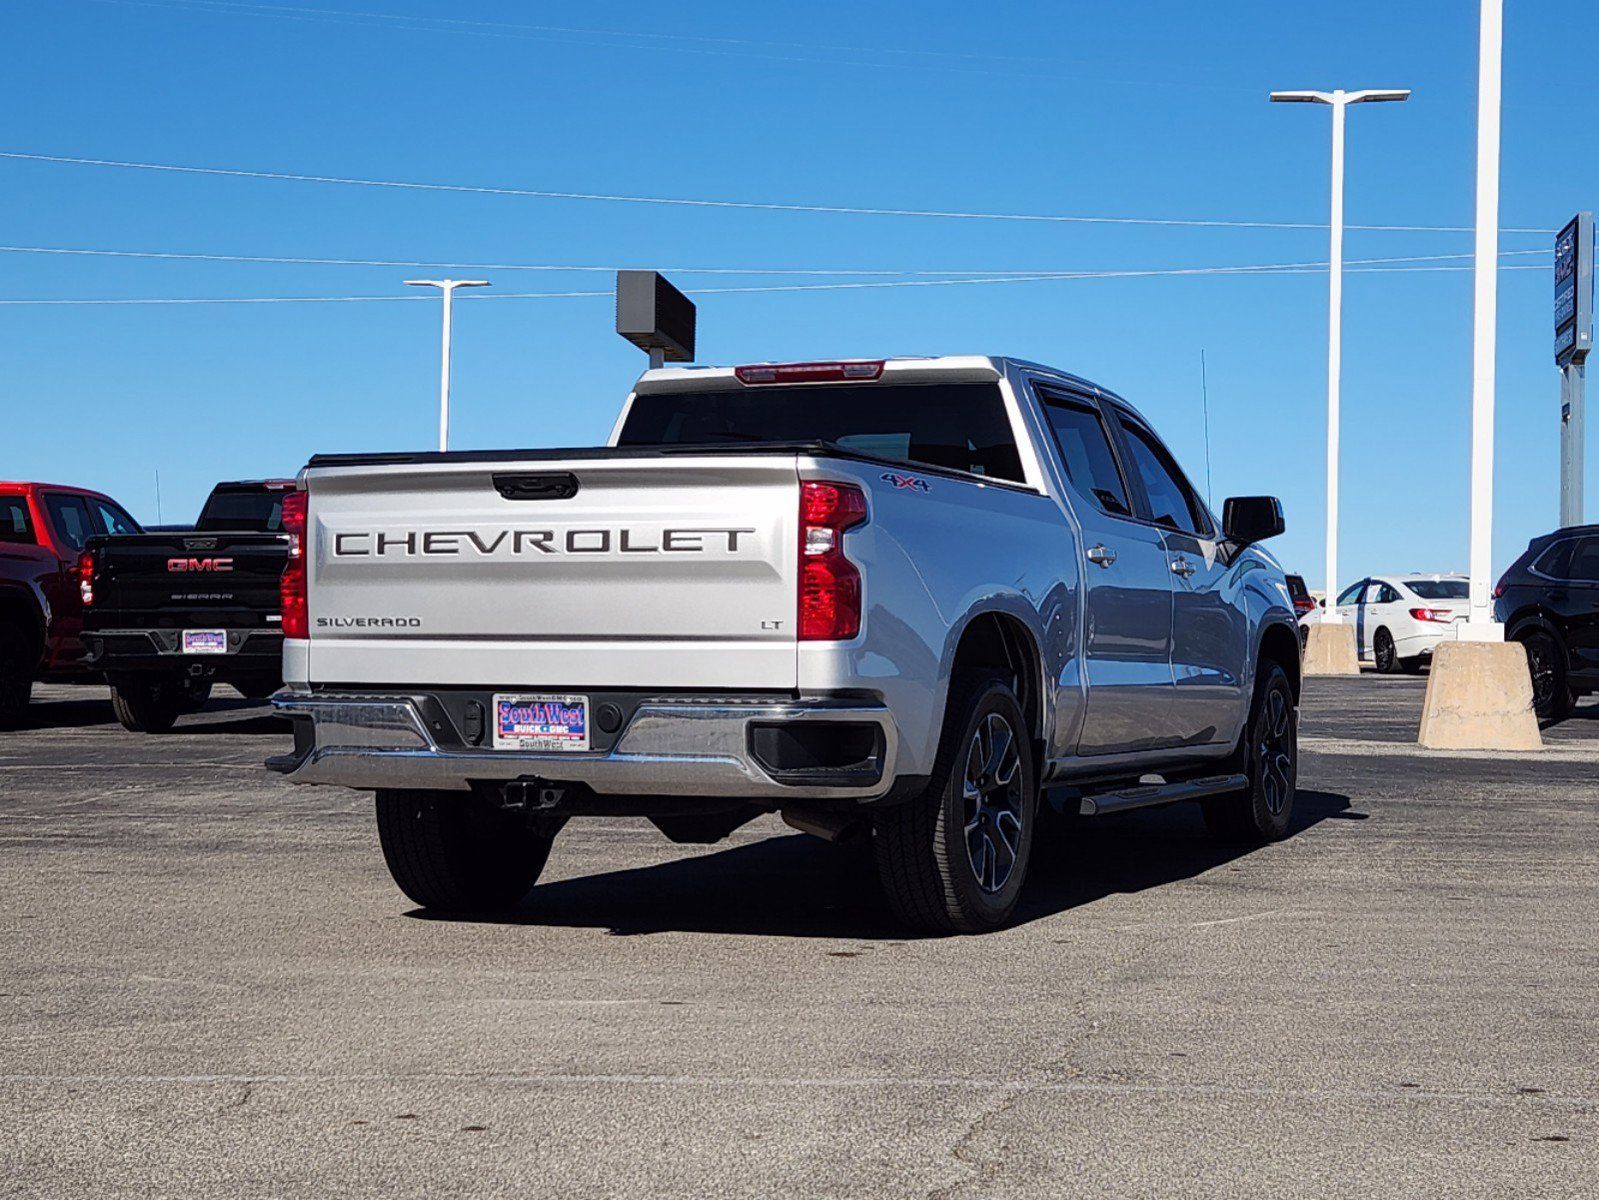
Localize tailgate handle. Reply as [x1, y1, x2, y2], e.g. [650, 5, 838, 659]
[493, 472, 580, 501]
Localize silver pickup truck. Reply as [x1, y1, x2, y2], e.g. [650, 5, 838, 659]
[270, 356, 1299, 933]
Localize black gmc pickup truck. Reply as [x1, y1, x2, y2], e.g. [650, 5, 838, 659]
[80, 480, 293, 732]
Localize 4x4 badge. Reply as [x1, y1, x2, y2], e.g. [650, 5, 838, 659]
[881, 472, 930, 492]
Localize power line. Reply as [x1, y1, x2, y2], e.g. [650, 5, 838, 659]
[87, 0, 1241, 93]
[0, 242, 1551, 275]
[89, 0, 1064, 66]
[0, 259, 1551, 306]
[0, 151, 1557, 236]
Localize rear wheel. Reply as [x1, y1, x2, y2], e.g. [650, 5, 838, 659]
[1373, 628, 1400, 674]
[108, 676, 184, 733]
[1203, 660, 1297, 843]
[0, 622, 33, 730]
[375, 789, 557, 912]
[1520, 630, 1574, 721]
[872, 675, 1037, 934]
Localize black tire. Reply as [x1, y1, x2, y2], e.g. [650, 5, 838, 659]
[375, 789, 557, 912]
[108, 676, 183, 733]
[871, 675, 1038, 934]
[1203, 660, 1297, 844]
[1519, 630, 1574, 721]
[1373, 628, 1400, 674]
[0, 622, 33, 730]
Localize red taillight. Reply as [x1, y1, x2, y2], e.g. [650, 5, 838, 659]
[76, 550, 95, 607]
[1492, 576, 1507, 599]
[799, 480, 867, 640]
[280, 490, 309, 639]
[735, 360, 885, 385]
[1410, 607, 1453, 623]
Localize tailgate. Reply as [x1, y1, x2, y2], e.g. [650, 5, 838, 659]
[302, 453, 801, 689]
[89, 532, 288, 628]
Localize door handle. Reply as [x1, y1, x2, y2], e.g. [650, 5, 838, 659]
[1086, 544, 1117, 568]
[1170, 557, 1196, 578]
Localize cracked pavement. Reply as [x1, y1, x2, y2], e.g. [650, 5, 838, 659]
[1, 676, 1595, 1197]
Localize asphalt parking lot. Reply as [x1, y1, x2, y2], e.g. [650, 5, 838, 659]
[2, 676, 1595, 1197]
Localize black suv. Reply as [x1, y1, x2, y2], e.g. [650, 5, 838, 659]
[1494, 526, 1599, 718]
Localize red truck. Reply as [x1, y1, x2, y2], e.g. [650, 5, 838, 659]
[0, 481, 143, 727]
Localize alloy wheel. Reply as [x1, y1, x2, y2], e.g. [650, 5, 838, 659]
[962, 712, 1024, 894]
[1526, 638, 1557, 710]
[1257, 688, 1294, 817]
[1375, 630, 1395, 673]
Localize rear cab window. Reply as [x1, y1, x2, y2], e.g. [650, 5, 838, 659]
[198, 488, 288, 532]
[0, 494, 35, 544]
[616, 381, 1026, 484]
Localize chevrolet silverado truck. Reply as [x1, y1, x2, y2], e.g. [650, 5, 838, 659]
[0, 481, 143, 727]
[270, 357, 1298, 933]
[81, 480, 295, 732]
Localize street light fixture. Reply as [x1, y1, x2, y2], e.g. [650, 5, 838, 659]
[405, 278, 491, 451]
[1270, 87, 1410, 629]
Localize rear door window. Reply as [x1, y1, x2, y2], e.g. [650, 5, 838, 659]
[0, 496, 34, 544]
[1533, 540, 1574, 579]
[43, 494, 95, 552]
[1570, 538, 1599, 582]
[616, 382, 1026, 484]
[1038, 392, 1134, 518]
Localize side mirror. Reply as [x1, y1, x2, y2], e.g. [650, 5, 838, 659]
[1222, 496, 1284, 547]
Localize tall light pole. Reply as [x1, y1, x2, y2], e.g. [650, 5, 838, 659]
[405, 278, 490, 451]
[1461, 0, 1502, 637]
[1416, 0, 1540, 752]
[1271, 87, 1410, 624]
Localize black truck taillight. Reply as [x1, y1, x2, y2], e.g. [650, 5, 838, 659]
[280, 490, 309, 639]
[76, 550, 95, 607]
[798, 481, 867, 641]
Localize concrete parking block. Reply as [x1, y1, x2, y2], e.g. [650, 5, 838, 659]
[1302, 622, 1360, 676]
[1417, 640, 1542, 752]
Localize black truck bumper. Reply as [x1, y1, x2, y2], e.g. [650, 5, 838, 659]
[81, 628, 284, 681]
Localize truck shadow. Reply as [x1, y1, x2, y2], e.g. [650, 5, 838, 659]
[410, 789, 1356, 940]
[8, 696, 118, 730]
[8, 694, 282, 734]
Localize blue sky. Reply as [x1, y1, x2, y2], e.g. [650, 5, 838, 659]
[4, 0, 1595, 586]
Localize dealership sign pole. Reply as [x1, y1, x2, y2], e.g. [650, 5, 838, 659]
[1556, 213, 1593, 528]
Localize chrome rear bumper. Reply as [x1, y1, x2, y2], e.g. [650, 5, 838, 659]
[268, 691, 898, 801]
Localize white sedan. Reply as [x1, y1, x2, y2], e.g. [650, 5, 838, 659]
[1302, 574, 1471, 672]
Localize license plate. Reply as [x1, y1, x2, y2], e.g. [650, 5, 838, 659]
[182, 629, 228, 655]
[492, 693, 590, 752]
